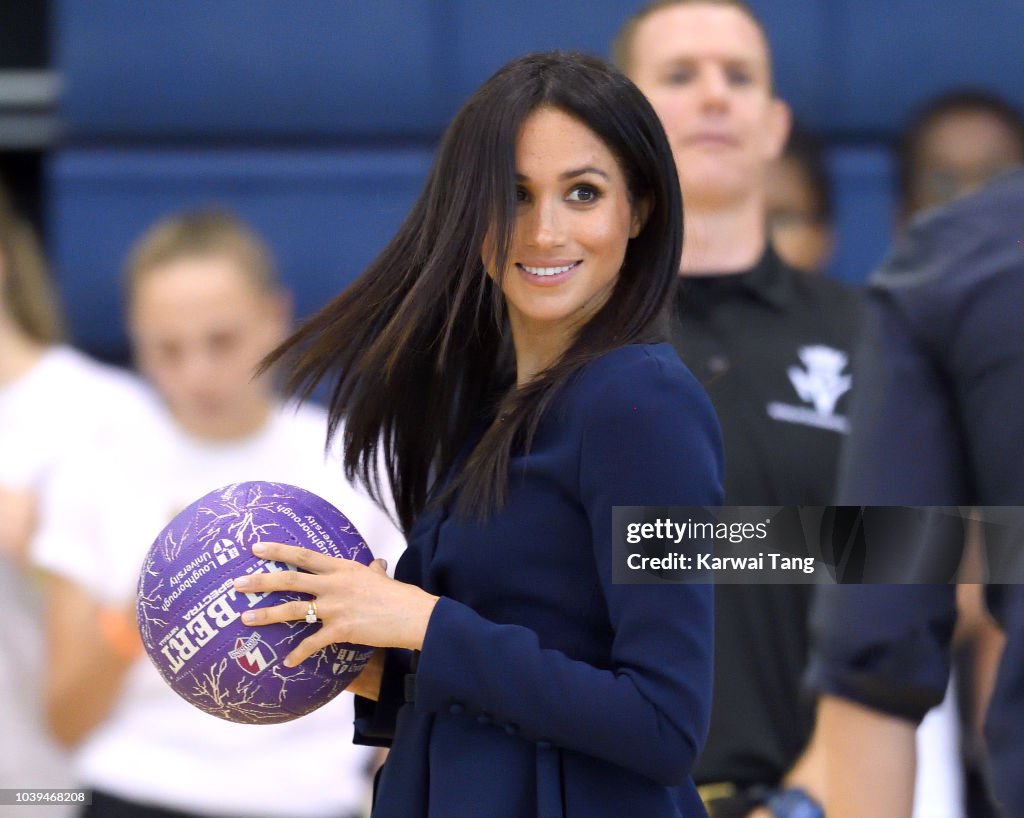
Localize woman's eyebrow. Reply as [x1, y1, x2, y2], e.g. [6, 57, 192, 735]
[515, 166, 610, 182]
[560, 166, 609, 181]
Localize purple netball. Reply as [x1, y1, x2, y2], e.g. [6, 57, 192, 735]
[136, 481, 374, 724]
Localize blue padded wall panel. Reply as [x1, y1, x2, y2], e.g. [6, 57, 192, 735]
[446, 0, 647, 105]
[47, 149, 433, 361]
[56, 0, 1024, 142]
[448, 0, 831, 120]
[832, 0, 1024, 134]
[826, 146, 897, 285]
[447, 1, 834, 134]
[748, 1, 835, 134]
[447, 0, 1024, 137]
[56, 0, 451, 140]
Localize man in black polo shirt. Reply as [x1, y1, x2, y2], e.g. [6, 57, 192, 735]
[809, 169, 1024, 817]
[614, 2, 857, 816]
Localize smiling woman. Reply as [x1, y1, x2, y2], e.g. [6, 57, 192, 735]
[489, 106, 647, 384]
[253, 51, 724, 818]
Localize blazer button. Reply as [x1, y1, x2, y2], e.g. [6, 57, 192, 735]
[476, 714, 492, 725]
[537, 740, 552, 750]
[504, 723, 518, 736]
[449, 703, 465, 715]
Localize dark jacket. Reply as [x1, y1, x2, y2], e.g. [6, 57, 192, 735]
[356, 343, 724, 817]
[808, 169, 1024, 816]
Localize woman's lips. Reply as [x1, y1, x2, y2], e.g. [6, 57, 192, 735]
[516, 260, 582, 283]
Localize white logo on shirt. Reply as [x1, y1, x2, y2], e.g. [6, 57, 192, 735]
[767, 345, 852, 433]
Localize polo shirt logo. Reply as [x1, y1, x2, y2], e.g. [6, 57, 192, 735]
[766, 345, 851, 433]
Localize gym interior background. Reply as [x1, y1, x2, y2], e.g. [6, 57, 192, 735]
[1, 0, 1020, 364]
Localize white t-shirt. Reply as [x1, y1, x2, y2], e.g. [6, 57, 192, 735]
[914, 680, 964, 818]
[0, 345, 144, 490]
[33, 391, 406, 818]
[0, 345, 145, 817]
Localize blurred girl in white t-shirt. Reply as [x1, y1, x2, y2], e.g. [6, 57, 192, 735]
[33, 211, 404, 818]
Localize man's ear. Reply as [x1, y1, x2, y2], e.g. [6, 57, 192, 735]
[764, 98, 793, 162]
[630, 196, 653, 238]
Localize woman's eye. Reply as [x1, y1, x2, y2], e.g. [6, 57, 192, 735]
[567, 185, 599, 203]
[515, 187, 530, 204]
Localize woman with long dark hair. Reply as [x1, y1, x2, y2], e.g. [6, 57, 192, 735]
[237, 51, 723, 817]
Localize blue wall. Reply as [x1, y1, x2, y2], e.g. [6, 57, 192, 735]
[49, 0, 1024, 360]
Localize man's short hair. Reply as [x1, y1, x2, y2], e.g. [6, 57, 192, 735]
[612, 0, 773, 86]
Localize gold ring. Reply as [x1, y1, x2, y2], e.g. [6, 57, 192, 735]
[305, 599, 318, 624]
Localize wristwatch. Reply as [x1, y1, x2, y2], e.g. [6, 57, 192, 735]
[765, 787, 824, 818]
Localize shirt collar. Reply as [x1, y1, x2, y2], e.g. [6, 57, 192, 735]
[677, 244, 795, 311]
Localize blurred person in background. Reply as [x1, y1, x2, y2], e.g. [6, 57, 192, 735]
[897, 86, 1024, 818]
[897, 88, 1024, 224]
[810, 167, 1024, 818]
[0, 182, 142, 817]
[765, 124, 835, 274]
[615, 3, 961, 817]
[32, 210, 405, 818]
[614, 3, 849, 815]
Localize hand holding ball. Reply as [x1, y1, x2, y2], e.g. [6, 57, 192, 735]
[136, 481, 374, 724]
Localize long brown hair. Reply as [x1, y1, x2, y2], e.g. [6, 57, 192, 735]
[0, 187, 62, 344]
[265, 52, 683, 533]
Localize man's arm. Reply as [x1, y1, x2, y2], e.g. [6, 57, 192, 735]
[818, 695, 916, 818]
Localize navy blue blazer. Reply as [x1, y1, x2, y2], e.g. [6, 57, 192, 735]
[355, 343, 724, 817]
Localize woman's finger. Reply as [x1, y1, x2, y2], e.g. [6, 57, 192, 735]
[240, 598, 311, 626]
[368, 558, 388, 575]
[250, 541, 340, 573]
[283, 630, 335, 668]
[233, 566, 321, 595]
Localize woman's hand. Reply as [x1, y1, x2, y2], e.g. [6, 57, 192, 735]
[233, 542, 439, 668]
